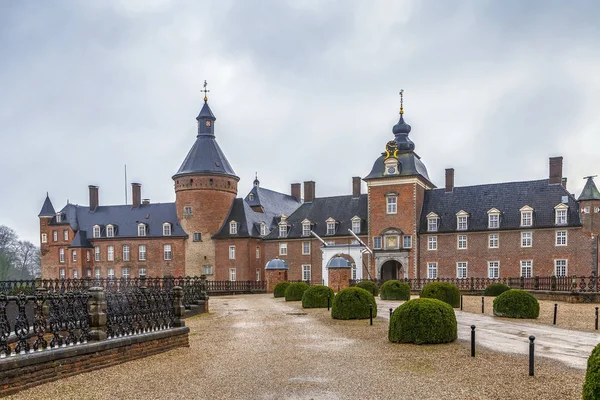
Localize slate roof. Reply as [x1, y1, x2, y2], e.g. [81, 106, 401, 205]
[212, 186, 301, 239]
[56, 202, 187, 246]
[578, 177, 600, 201]
[263, 194, 368, 240]
[364, 152, 431, 182]
[38, 194, 56, 217]
[265, 258, 289, 270]
[419, 179, 581, 233]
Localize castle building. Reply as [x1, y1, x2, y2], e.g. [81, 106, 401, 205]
[39, 89, 600, 282]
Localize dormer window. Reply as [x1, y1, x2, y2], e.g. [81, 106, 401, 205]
[302, 220, 311, 237]
[260, 222, 267, 236]
[487, 208, 500, 229]
[427, 212, 439, 232]
[555, 204, 568, 225]
[279, 224, 288, 238]
[56, 213, 62, 223]
[93, 225, 101, 238]
[520, 206, 533, 227]
[229, 221, 238, 235]
[351, 216, 361, 234]
[138, 223, 147, 237]
[456, 211, 468, 231]
[106, 224, 114, 238]
[326, 218, 336, 235]
[163, 223, 172, 236]
[248, 193, 254, 201]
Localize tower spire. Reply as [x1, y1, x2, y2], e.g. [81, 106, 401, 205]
[201, 80, 210, 103]
[399, 89, 404, 115]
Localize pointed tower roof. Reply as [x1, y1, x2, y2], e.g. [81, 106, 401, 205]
[578, 176, 600, 201]
[38, 193, 56, 217]
[173, 82, 238, 180]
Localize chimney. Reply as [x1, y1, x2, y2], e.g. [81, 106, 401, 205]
[561, 177, 567, 190]
[352, 177, 361, 198]
[445, 168, 454, 193]
[549, 156, 563, 184]
[291, 183, 301, 202]
[303, 181, 315, 203]
[131, 183, 142, 208]
[142, 199, 150, 205]
[89, 185, 99, 212]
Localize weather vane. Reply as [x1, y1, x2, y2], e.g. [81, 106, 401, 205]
[399, 89, 404, 115]
[201, 80, 210, 103]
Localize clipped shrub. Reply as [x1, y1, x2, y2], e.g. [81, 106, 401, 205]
[356, 280, 379, 297]
[380, 280, 411, 301]
[285, 282, 310, 301]
[302, 285, 335, 308]
[493, 289, 539, 319]
[331, 287, 377, 320]
[483, 283, 510, 297]
[583, 343, 600, 400]
[388, 298, 457, 345]
[420, 282, 460, 308]
[273, 281, 290, 298]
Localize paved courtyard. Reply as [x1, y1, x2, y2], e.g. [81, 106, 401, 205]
[7, 294, 590, 400]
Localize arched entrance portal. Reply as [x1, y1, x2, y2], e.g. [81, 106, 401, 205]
[380, 260, 403, 282]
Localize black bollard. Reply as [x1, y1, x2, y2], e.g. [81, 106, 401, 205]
[460, 295, 463, 311]
[389, 307, 393, 319]
[529, 335, 535, 376]
[595, 307, 598, 330]
[553, 303, 557, 325]
[471, 325, 476, 357]
[327, 294, 330, 311]
[370, 304, 373, 326]
[482, 296, 484, 314]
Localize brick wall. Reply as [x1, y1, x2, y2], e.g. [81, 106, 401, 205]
[265, 269, 288, 292]
[0, 327, 189, 397]
[215, 238, 264, 281]
[328, 268, 351, 291]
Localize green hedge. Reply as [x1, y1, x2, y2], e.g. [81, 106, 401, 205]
[273, 281, 290, 298]
[356, 280, 379, 297]
[583, 343, 600, 399]
[331, 287, 377, 320]
[380, 280, 411, 301]
[285, 282, 310, 301]
[388, 298, 457, 345]
[493, 289, 539, 319]
[483, 283, 510, 297]
[302, 285, 335, 308]
[420, 282, 460, 308]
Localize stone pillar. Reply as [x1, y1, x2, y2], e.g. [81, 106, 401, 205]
[198, 275, 209, 314]
[87, 287, 107, 341]
[328, 268, 351, 292]
[172, 286, 186, 327]
[265, 270, 288, 293]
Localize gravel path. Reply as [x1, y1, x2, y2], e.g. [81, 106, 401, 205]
[7, 294, 587, 400]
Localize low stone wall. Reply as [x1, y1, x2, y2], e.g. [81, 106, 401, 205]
[0, 327, 189, 397]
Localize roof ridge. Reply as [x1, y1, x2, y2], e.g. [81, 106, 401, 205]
[432, 178, 550, 191]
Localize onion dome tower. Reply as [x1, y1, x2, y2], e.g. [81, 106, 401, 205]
[173, 81, 240, 277]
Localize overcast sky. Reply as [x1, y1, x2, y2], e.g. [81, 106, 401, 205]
[1, 0, 599, 244]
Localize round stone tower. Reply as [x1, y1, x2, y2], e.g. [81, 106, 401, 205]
[173, 91, 239, 277]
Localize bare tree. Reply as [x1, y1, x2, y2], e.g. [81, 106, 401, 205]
[15, 241, 40, 279]
[0, 253, 10, 281]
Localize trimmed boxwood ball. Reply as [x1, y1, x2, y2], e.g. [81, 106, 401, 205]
[420, 282, 460, 308]
[493, 289, 539, 319]
[331, 287, 377, 320]
[273, 282, 290, 298]
[583, 343, 600, 399]
[284, 282, 310, 301]
[389, 298, 457, 345]
[380, 280, 411, 301]
[356, 280, 379, 297]
[302, 285, 335, 308]
[483, 283, 511, 297]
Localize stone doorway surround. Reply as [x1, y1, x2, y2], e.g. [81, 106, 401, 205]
[320, 244, 366, 286]
[374, 250, 409, 280]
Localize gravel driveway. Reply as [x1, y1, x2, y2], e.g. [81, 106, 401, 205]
[7, 294, 587, 400]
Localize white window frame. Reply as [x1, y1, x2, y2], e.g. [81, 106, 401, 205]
[59, 268, 65, 279]
[139, 244, 147, 261]
[106, 225, 114, 238]
[302, 241, 311, 255]
[279, 243, 287, 256]
[94, 267, 101, 279]
[302, 265, 311, 282]
[326, 218, 336, 235]
[488, 261, 500, 279]
[139, 267, 147, 278]
[488, 233, 499, 249]
[229, 221, 238, 235]
[73, 269, 78, 279]
[256, 268, 261, 281]
[457, 262, 468, 279]
[163, 244, 172, 261]
[351, 217, 361, 234]
[555, 230, 567, 246]
[93, 225, 101, 238]
[386, 196, 398, 214]
[108, 268, 115, 280]
[427, 262, 437, 279]
[86, 251, 90, 262]
[163, 223, 172, 236]
[107, 245, 114, 261]
[427, 212, 439, 232]
[229, 245, 236, 260]
[487, 209, 500, 229]
[94, 246, 100, 261]
[261, 223, 268, 236]
[202, 265, 213, 275]
[193, 232, 201, 242]
[138, 223, 146, 237]
[456, 211, 468, 231]
[56, 213, 62, 223]
[256, 246, 260, 259]
[72, 250, 77, 262]
[229, 268, 236, 281]
[428, 236, 437, 251]
[41, 233, 47, 243]
[555, 204, 568, 225]
[373, 236, 382, 250]
[403, 235, 412, 249]
[520, 206, 533, 227]
[63, 230, 69, 241]
[584, 206, 590, 214]
[302, 222, 311, 237]
[457, 234, 467, 249]
[86, 268, 92, 278]
[123, 245, 130, 261]
[351, 263, 357, 280]
[53, 231, 58, 242]
[122, 267, 129, 279]
[554, 259, 567, 277]
[521, 231, 532, 248]
[279, 224, 288, 238]
[520, 260, 533, 278]
[183, 206, 192, 216]
[59, 248, 65, 263]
